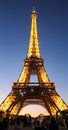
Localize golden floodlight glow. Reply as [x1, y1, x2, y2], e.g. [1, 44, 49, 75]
[51, 96, 67, 110]
[27, 9, 40, 58]
[0, 9, 67, 117]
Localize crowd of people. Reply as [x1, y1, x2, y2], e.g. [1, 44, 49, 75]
[0, 114, 68, 130]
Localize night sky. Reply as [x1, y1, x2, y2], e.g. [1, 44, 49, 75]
[0, 0, 68, 110]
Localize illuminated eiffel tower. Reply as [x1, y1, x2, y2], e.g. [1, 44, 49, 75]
[0, 9, 67, 117]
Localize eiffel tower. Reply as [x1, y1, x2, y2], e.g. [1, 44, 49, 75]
[0, 9, 68, 117]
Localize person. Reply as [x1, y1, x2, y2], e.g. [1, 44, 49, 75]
[1, 117, 8, 130]
[49, 116, 59, 130]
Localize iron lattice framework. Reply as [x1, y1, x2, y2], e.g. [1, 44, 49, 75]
[0, 9, 68, 117]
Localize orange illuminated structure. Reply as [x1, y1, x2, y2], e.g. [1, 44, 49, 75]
[0, 9, 68, 117]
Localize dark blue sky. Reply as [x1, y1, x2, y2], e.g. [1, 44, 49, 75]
[0, 0, 68, 106]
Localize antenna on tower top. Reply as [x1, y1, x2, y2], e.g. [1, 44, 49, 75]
[32, 6, 36, 13]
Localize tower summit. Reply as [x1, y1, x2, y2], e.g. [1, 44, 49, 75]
[27, 9, 41, 58]
[0, 10, 68, 117]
